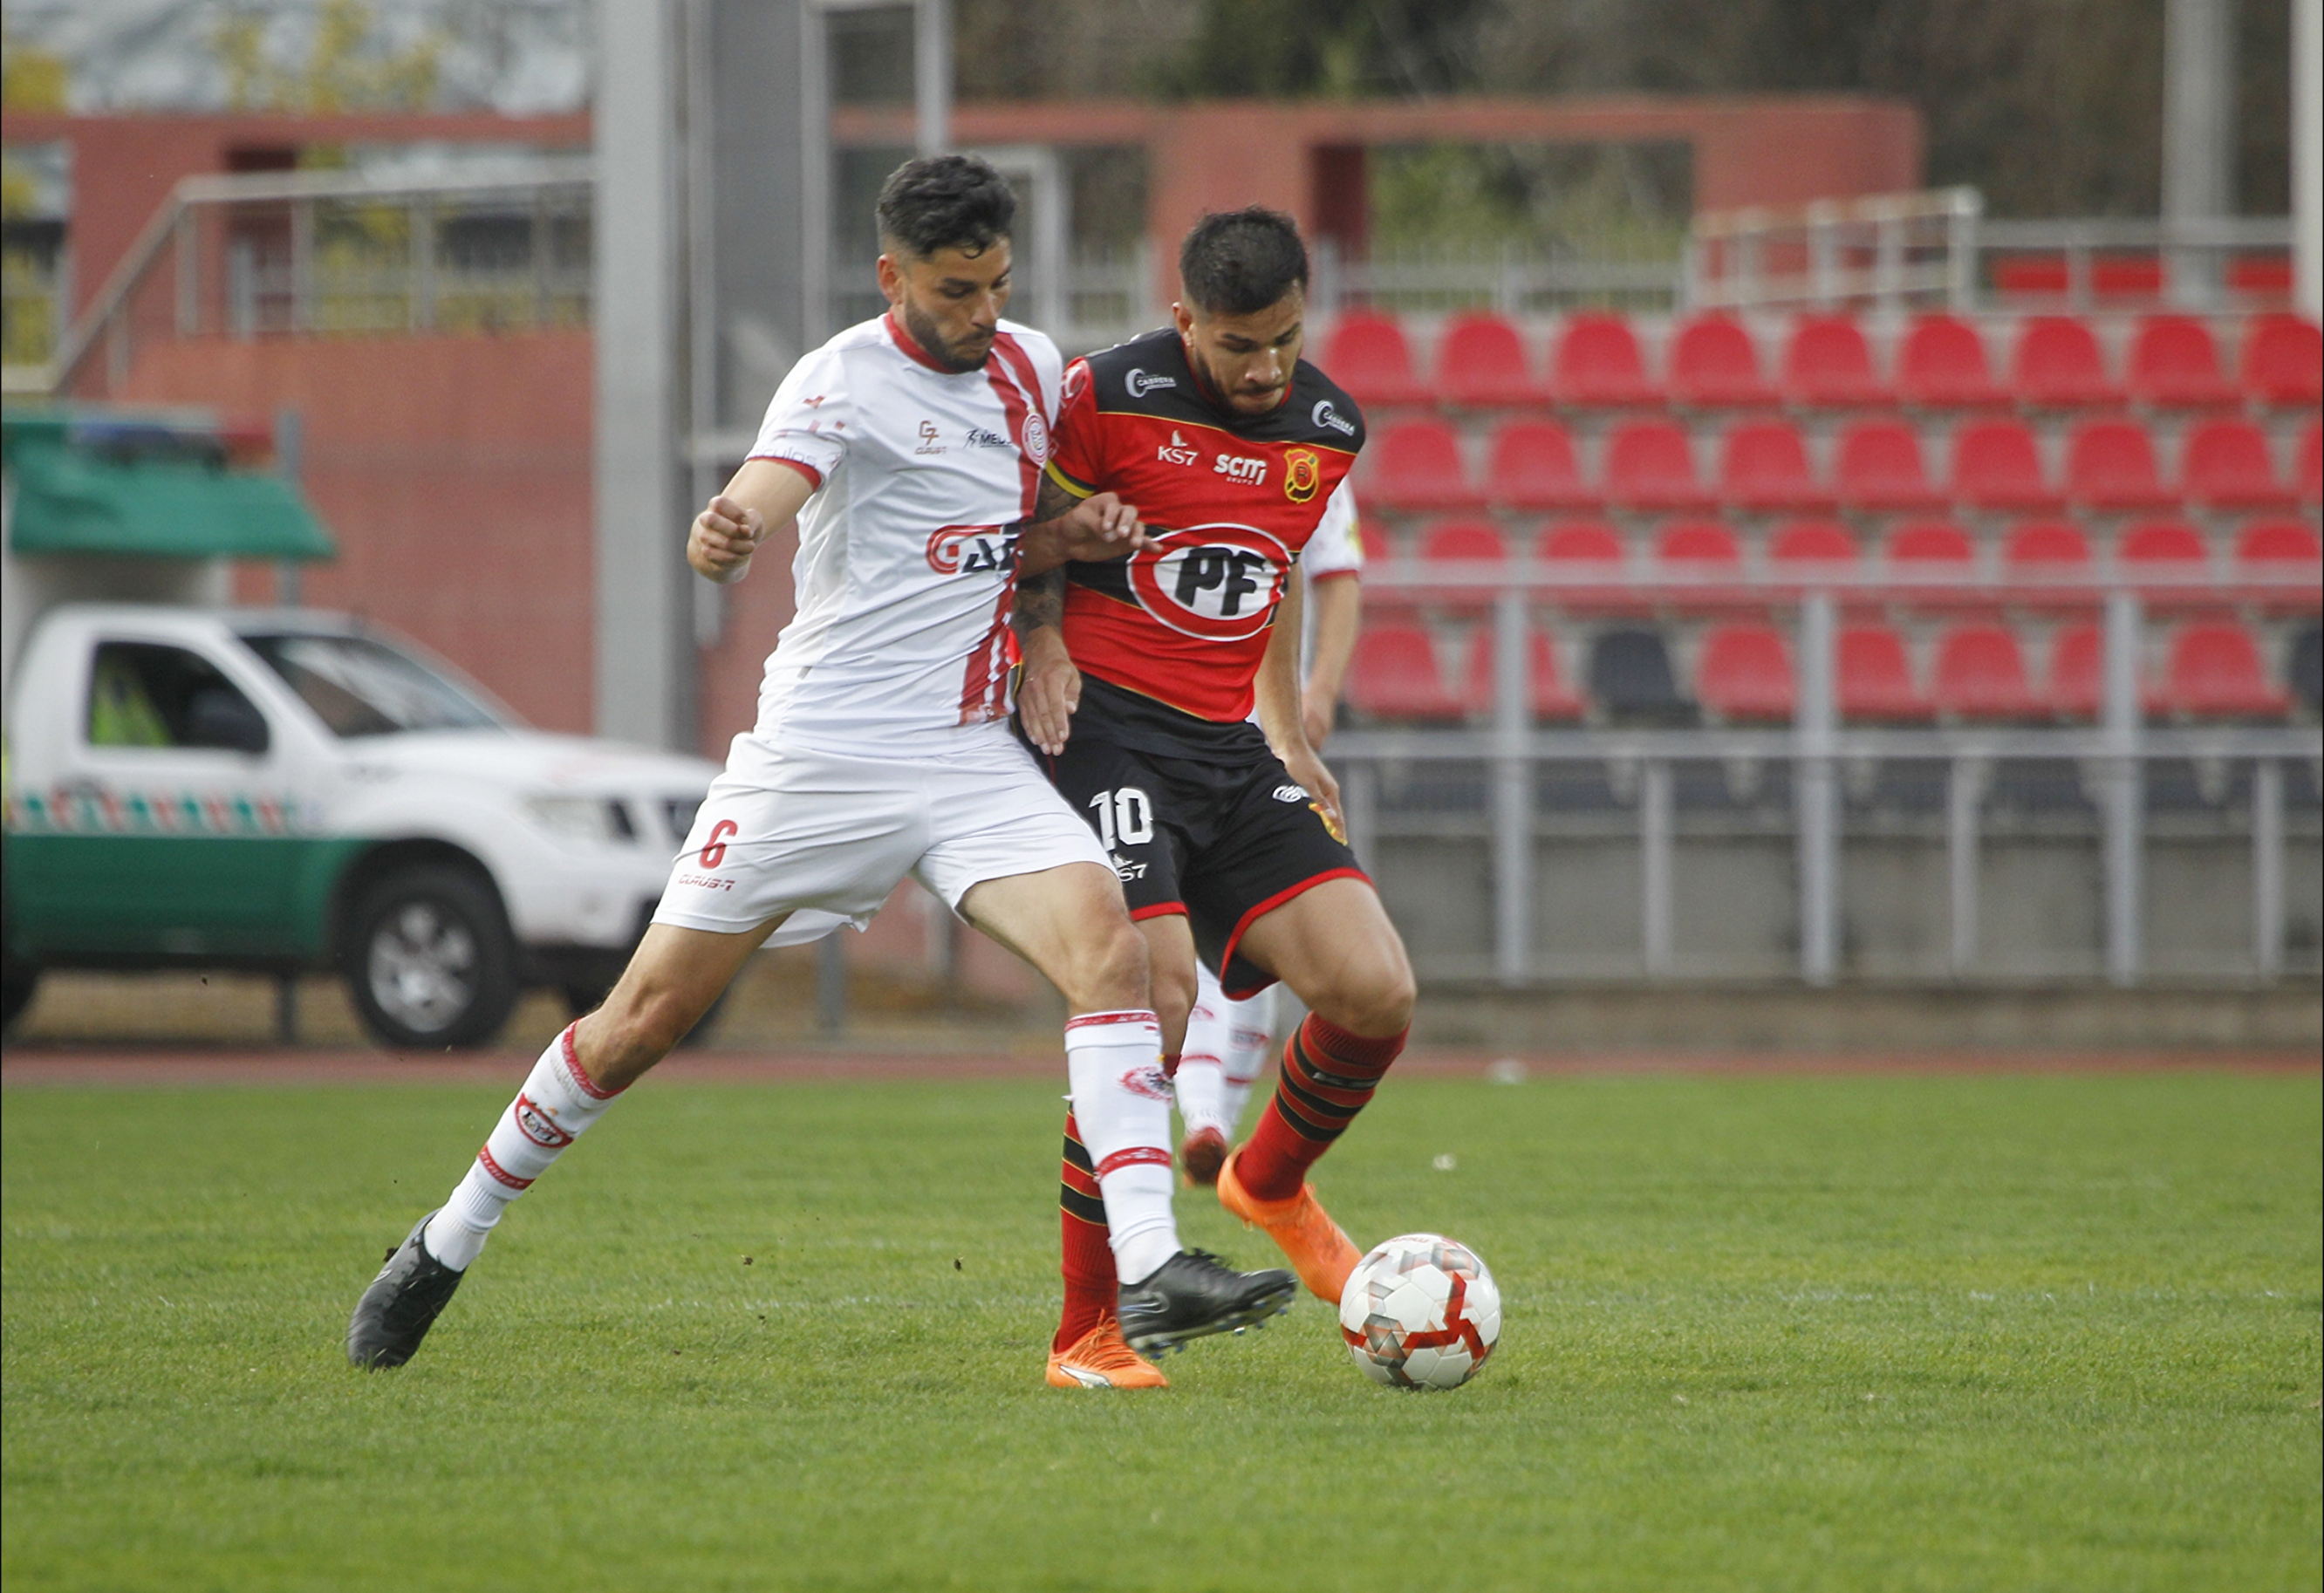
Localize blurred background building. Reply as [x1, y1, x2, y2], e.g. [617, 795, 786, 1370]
[3, 0, 2318, 1032]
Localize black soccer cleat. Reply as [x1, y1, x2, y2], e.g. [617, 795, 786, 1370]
[346, 1210, 466, 1369]
[1117, 1249, 1297, 1355]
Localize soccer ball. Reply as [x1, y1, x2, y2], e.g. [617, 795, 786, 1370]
[1337, 1234, 1501, 1390]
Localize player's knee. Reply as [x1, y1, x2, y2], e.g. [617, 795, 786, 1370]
[1309, 952, 1416, 1039]
[1151, 954, 1198, 1039]
[1076, 920, 1150, 1014]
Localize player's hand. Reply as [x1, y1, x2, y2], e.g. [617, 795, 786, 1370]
[1017, 626, 1081, 755]
[1301, 687, 1337, 752]
[1281, 742, 1344, 839]
[689, 494, 763, 584]
[1056, 492, 1147, 562]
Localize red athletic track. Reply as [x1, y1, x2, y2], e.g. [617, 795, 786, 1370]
[1, 1046, 2313, 1089]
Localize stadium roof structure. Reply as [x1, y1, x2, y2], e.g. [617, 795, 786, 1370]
[2, 409, 332, 561]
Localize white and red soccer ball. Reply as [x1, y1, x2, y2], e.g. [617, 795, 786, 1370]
[1337, 1234, 1501, 1390]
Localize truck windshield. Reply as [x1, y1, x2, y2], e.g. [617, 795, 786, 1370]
[242, 633, 507, 737]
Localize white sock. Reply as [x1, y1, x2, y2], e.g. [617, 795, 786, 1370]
[1182, 967, 1275, 1139]
[1064, 1008, 1180, 1285]
[422, 1024, 623, 1270]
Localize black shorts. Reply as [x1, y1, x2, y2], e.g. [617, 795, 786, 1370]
[1035, 733, 1366, 1000]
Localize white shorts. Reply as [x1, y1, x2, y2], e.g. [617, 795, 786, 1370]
[653, 734, 1111, 944]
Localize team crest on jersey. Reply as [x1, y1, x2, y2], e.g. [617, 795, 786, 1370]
[1019, 409, 1049, 465]
[1125, 522, 1290, 642]
[1283, 448, 1322, 503]
[926, 523, 1018, 575]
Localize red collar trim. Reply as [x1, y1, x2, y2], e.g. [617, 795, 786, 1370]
[885, 311, 953, 373]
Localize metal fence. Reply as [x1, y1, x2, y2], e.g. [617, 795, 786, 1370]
[1330, 569, 2321, 988]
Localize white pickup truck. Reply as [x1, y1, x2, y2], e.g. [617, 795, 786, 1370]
[3, 604, 719, 1046]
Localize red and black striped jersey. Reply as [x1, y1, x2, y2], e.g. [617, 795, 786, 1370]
[1043, 328, 1364, 727]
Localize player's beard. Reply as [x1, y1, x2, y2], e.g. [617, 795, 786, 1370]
[899, 297, 993, 373]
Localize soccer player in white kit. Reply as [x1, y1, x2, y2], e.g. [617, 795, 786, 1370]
[347, 157, 1292, 1386]
[1172, 483, 1364, 1180]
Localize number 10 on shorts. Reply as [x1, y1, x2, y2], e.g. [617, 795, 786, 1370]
[1087, 787, 1155, 851]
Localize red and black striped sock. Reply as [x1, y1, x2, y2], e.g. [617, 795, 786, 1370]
[1236, 1015, 1407, 1202]
[1053, 1109, 1117, 1353]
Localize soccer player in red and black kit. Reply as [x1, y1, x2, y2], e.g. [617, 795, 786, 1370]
[1015, 209, 1418, 1376]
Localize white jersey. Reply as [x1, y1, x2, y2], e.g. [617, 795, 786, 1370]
[1302, 481, 1364, 582]
[742, 313, 1063, 759]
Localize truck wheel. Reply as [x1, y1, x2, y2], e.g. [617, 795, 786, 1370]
[346, 866, 518, 1049]
[1, 960, 37, 1029]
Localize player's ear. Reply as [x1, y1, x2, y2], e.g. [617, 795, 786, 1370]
[1171, 301, 1194, 338]
[876, 252, 906, 308]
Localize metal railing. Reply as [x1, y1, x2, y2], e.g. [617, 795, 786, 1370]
[53, 159, 595, 399]
[1687, 187, 2300, 315]
[1312, 237, 1687, 318]
[1329, 564, 2321, 987]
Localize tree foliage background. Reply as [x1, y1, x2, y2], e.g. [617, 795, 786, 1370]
[957, 0, 2293, 219]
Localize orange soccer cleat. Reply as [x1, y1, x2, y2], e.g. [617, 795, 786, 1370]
[1045, 1313, 1169, 1390]
[1179, 1125, 1229, 1187]
[1215, 1147, 1363, 1304]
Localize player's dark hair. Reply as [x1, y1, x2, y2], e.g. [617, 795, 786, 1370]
[1179, 208, 1309, 316]
[877, 154, 1016, 259]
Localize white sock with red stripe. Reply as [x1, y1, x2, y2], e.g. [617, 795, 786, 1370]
[1064, 1008, 1180, 1286]
[1179, 978, 1275, 1140]
[421, 1025, 623, 1270]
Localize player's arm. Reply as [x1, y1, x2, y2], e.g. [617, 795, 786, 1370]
[1301, 571, 1361, 750]
[1017, 470, 1148, 578]
[1256, 568, 1343, 829]
[1014, 567, 1078, 755]
[687, 458, 817, 585]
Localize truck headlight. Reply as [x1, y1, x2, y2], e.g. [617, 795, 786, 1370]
[523, 796, 636, 845]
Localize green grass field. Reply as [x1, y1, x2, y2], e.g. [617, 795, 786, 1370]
[3, 1066, 2318, 1592]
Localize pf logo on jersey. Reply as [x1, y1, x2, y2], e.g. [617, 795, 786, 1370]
[1018, 409, 1049, 465]
[926, 523, 1019, 575]
[1125, 522, 1290, 641]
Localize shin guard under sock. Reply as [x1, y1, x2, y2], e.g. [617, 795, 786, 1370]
[1063, 1009, 1179, 1286]
[423, 1024, 623, 1269]
[1237, 1014, 1406, 1202]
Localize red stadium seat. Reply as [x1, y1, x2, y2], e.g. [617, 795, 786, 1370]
[2239, 315, 2323, 407]
[2012, 316, 2122, 407]
[1358, 522, 1394, 564]
[1551, 314, 1658, 407]
[1484, 420, 1593, 510]
[2127, 315, 2238, 407]
[2155, 623, 2290, 718]
[1835, 419, 1944, 510]
[2065, 420, 2175, 511]
[1717, 419, 1831, 512]
[1602, 420, 1711, 510]
[2002, 520, 2094, 573]
[2002, 521, 2095, 610]
[1767, 520, 1859, 569]
[2118, 519, 2210, 568]
[1838, 625, 1933, 721]
[1695, 624, 1795, 721]
[1536, 519, 1627, 564]
[1886, 520, 1977, 568]
[2117, 520, 2212, 612]
[1951, 419, 2062, 511]
[2047, 623, 2106, 720]
[1897, 314, 2005, 407]
[1417, 519, 1507, 600]
[2181, 419, 2291, 509]
[1344, 623, 1466, 721]
[1781, 316, 1890, 407]
[2236, 518, 2323, 566]
[2299, 420, 2321, 503]
[1666, 316, 1775, 407]
[1654, 519, 1743, 567]
[1933, 624, 2041, 719]
[1364, 420, 1481, 511]
[1435, 311, 1540, 407]
[1459, 625, 1586, 721]
[1320, 311, 1428, 407]
[1534, 521, 1636, 615]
